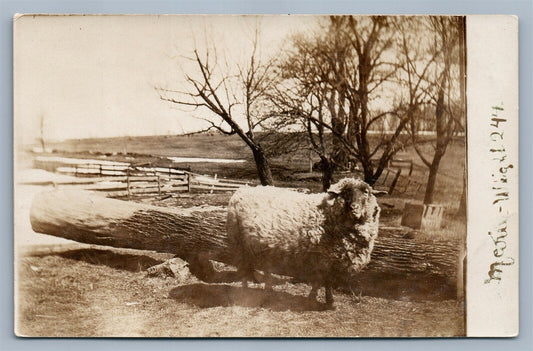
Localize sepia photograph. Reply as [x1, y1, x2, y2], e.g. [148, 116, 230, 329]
[12, 14, 517, 337]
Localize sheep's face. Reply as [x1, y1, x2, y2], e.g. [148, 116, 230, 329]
[326, 178, 373, 222]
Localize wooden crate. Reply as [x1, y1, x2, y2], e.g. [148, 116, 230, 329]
[401, 202, 445, 230]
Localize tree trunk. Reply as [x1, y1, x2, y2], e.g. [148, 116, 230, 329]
[369, 163, 386, 187]
[320, 157, 335, 191]
[423, 76, 449, 205]
[423, 150, 445, 204]
[330, 118, 349, 170]
[362, 159, 376, 186]
[251, 146, 274, 186]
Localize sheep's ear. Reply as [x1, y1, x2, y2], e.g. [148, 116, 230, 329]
[326, 183, 342, 205]
[325, 192, 338, 206]
[371, 189, 388, 197]
[327, 181, 344, 196]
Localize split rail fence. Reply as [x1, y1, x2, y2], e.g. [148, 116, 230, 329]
[34, 159, 252, 197]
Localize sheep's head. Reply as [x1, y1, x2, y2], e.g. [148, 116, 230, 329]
[326, 178, 378, 223]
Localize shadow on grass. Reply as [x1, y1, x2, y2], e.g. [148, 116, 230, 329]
[198, 269, 289, 286]
[169, 284, 331, 312]
[345, 273, 457, 302]
[35, 248, 166, 272]
[195, 270, 241, 283]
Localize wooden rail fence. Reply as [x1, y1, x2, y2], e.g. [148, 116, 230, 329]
[370, 157, 425, 197]
[372, 168, 402, 195]
[80, 172, 250, 197]
[33, 158, 253, 197]
[33, 156, 424, 198]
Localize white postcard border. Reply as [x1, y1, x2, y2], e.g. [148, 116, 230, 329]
[466, 15, 519, 337]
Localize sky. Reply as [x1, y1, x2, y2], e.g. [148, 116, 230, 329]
[13, 14, 313, 145]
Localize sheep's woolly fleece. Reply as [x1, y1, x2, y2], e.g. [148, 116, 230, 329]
[226, 178, 380, 285]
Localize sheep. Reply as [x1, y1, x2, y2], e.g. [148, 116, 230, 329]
[226, 178, 381, 306]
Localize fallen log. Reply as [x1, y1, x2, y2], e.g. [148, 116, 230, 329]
[30, 190, 464, 299]
[30, 190, 231, 263]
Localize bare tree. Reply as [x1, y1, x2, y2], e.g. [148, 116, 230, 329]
[274, 16, 411, 187]
[158, 29, 275, 185]
[268, 27, 344, 190]
[400, 17, 466, 204]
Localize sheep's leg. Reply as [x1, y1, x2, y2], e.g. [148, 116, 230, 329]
[263, 271, 273, 291]
[308, 283, 319, 301]
[238, 262, 255, 289]
[325, 283, 334, 307]
[236, 264, 248, 288]
[239, 269, 254, 288]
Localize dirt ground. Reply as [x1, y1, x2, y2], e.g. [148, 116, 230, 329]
[15, 244, 464, 337]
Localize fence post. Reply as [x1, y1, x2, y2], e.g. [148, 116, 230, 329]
[211, 174, 217, 194]
[408, 161, 413, 176]
[381, 169, 390, 184]
[75, 165, 78, 177]
[388, 169, 402, 195]
[99, 164, 102, 176]
[186, 173, 191, 193]
[157, 175, 161, 195]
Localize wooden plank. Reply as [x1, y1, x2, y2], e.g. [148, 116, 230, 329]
[153, 167, 187, 175]
[165, 180, 189, 187]
[60, 176, 159, 185]
[157, 175, 188, 182]
[190, 184, 241, 192]
[157, 185, 190, 193]
[128, 187, 175, 195]
[128, 184, 160, 190]
[82, 183, 128, 191]
[57, 167, 100, 174]
[211, 178, 253, 185]
[106, 185, 190, 197]
[100, 165, 129, 170]
[191, 181, 242, 189]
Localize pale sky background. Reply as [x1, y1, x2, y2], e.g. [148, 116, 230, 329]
[14, 15, 314, 146]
